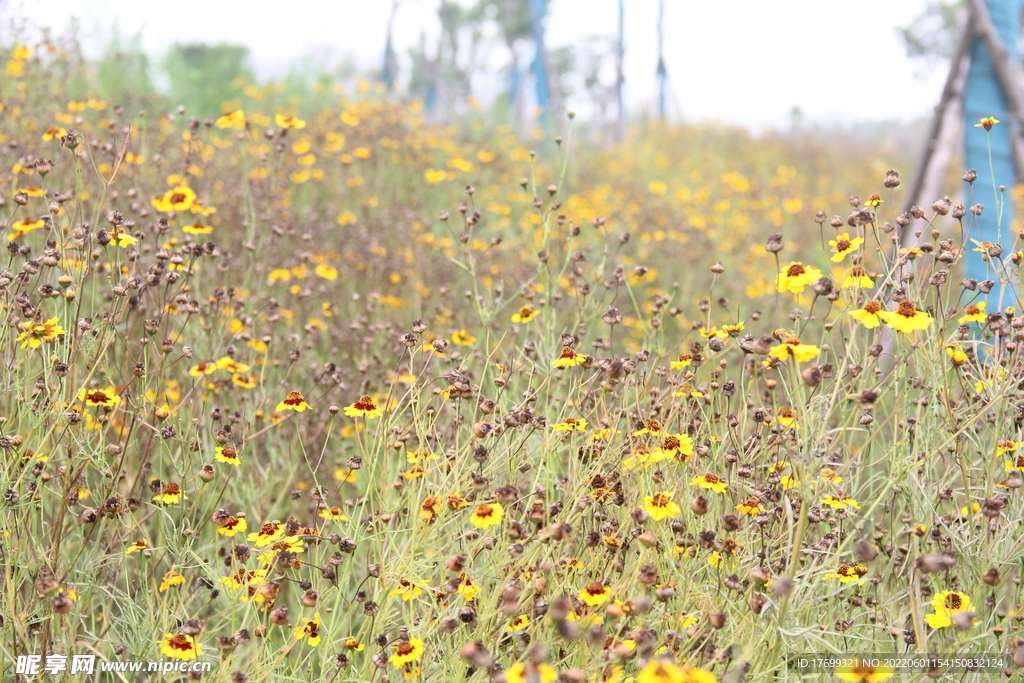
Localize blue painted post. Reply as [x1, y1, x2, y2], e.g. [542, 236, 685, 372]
[963, 0, 1023, 284]
[617, 0, 625, 138]
[657, 0, 666, 120]
[528, 0, 552, 129]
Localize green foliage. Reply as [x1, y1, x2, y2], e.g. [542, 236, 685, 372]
[164, 42, 253, 117]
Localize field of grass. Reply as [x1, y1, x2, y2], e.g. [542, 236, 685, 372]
[3, 37, 1024, 683]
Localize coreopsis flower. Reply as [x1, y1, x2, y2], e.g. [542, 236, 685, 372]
[975, 117, 1000, 130]
[152, 186, 197, 212]
[182, 219, 213, 235]
[108, 226, 136, 247]
[214, 357, 250, 374]
[159, 633, 202, 660]
[823, 564, 868, 583]
[451, 329, 476, 345]
[958, 301, 986, 323]
[997, 439, 1019, 456]
[390, 580, 423, 601]
[153, 483, 185, 505]
[9, 218, 45, 240]
[552, 417, 588, 431]
[217, 516, 247, 537]
[925, 591, 974, 629]
[768, 338, 820, 362]
[447, 494, 469, 510]
[78, 387, 120, 408]
[1005, 455, 1024, 471]
[159, 571, 186, 591]
[125, 539, 148, 554]
[821, 468, 844, 484]
[821, 493, 859, 509]
[275, 114, 306, 129]
[277, 390, 311, 412]
[216, 109, 246, 129]
[632, 419, 663, 437]
[879, 301, 933, 334]
[343, 394, 381, 418]
[294, 613, 322, 646]
[775, 407, 796, 427]
[319, 506, 348, 521]
[691, 473, 727, 494]
[777, 262, 823, 293]
[389, 638, 425, 668]
[643, 492, 681, 521]
[470, 502, 504, 528]
[843, 265, 875, 289]
[700, 326, 728, 339]
[834, 659, 895, 682]
[506, 615, 530, 631]
[863, 195, 883, 207]
[419, 496, 441, 523]
[736, 498, 766, 515]
[511, 305, 539, 323]
[722, 322, 745, 335]
[17, 317, 65, 349]
[829, 233, 864, 262]
[946, 343, 968, 366]
[506, 663, 557, 683]
[553, 346, 586, 368]
[214, 446, 240, 466]
[248, 521, 285, 547]
[653, 433, 695, 461]
[188, 361, 217, 377]
[258, 536, 306, 567]
[671, 354, 693, 369]
[344, 638, 365, 651]
[232, 374, 258, 388]
[578, 581, 611, 606]
[42, 126, 67, 141]
[637, 659, 717, 683]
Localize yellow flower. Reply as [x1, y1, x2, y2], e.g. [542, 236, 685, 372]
[390, 580, 423, 601]
[470, 502, 504, 528]
[16, 317, 65, 349]
[189, 361, 218, 377]
[78, 386, 121, 407]
[553, 346, 587, 368]
[736, 498, 766, 515]
[829, 233, 864, 262]
[276, 390, 311, 412]
[182, 219, 213, 235]
[821, 493, 859, 509]
[9, 217, 45, 240]
[108, 227, 137, 247]
[843, 265, 875, 289]
[153, 483, 186, 505]
[344, 394, 382, 418]
[217, 517, 247, 537]
[511, 305, 539, 323]
[925, 590, 974, 629]
[849, 301, 883, 328]
[958, 301, 986, 323]
[319, 506, 348, 520]
[506, 662, 558, 683]
[671, 354, 693, 369]
[125, 539, 148, 554]
[946, 343, 968, 366]
[777, 262, 823, 293]
[452, 329, 476, 345]
[275, 114, 306, 129]
[643, 492, 681, 521]
[769, 338, 820, 363]
[834, 659, 895, 682]
[294, 613, 322, 647]
[975, 117, 1000, 130]
[42, 126, 67, 141]
[159, 633, 201, 661]
[878, 301, 932, 334]
[552, 417, 588, 432]
[578, 581, 611, 606]
[247, 521, 285, 547]
[691, 473, 727, 494]
[823, 564, 868, 583]
[389, 638, 424, 668]
[216, 109, 246, 129]
[506, 615, 531, 631]
[159, 571, 186, 591]
[152, 185, 197, 212]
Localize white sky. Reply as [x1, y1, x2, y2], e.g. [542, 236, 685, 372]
[7, 0, 946, 129]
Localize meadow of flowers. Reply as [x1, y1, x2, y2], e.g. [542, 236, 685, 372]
[4, 36, 1024, 683]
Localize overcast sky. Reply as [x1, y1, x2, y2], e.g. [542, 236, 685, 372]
[8, 0, 947, 129]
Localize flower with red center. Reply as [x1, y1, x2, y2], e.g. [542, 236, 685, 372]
[736, 498, 766, 515]
[294, 613, 322, 646]
[925, 590, 973, 629]
[643, 492, 681, 521]
[652, 433, 694, 462]
[829, 232, 864, 261]
[834, 659, 895, 682]
[276, 390, 310, 412]
[125, 539, 148, 554]
[850, 300, 884, 328]
[420, 496, 441, 522]
[17, 317, 66, 349]
[878, 301, 932, 334]
[9, 218, 45, 240]
[247, 521, 285, 547]
[632, 419, 663, 437]
[775, 407, 796, 427]
[946, 344, 968, 366]
[153, 483, 185, 505]
[958, 300, 987, 323]
[319, 506, 348, 520]
[189, 361, 218, 377]
[470, 502, 504, 528]
[511, 305, 539, 323]
[389, 638, 425, 668]
[108, 226, 136, 247]
[578, 581, 611, 606]
[214, 446, 240, 466]
[216, 109, 246, 130]
[777, 261, 823, 293]
[553, 346, 586, 368]
[42, 126, 67, 141]
[690, 473, 727, 494]
[182, 219, 213, 235]
[975, 117, 1000, 130]
[343, 394, 381, 418]
[451, 330, 476, 345]
[823, 564, 868, 584]
[258, 536, 306, 567]
[78, 387, 121, 408]
[217, 516, 247, 537]
[447, 494, 468, 510]
[552, 417, 588, 432]
[159, 633, 202, 660]
[997, 439, 1019, 456]
[159, 571, 186, 591]
[506, 662, 557, 683]
[768, 337, 820, 363]
[821, 493, 859, 510]
[275, 114, 306, 129]
[671, 354, 693, 369]
[152, 185, 197, 212]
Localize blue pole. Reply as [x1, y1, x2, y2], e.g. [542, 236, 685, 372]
[963, 0, 1023, 285]
[528, 0, 552, 128]
[617, 0, 625, 136]
[657, 0, 666, 120]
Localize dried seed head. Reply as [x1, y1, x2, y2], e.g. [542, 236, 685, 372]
[884, 170, 900, 188]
